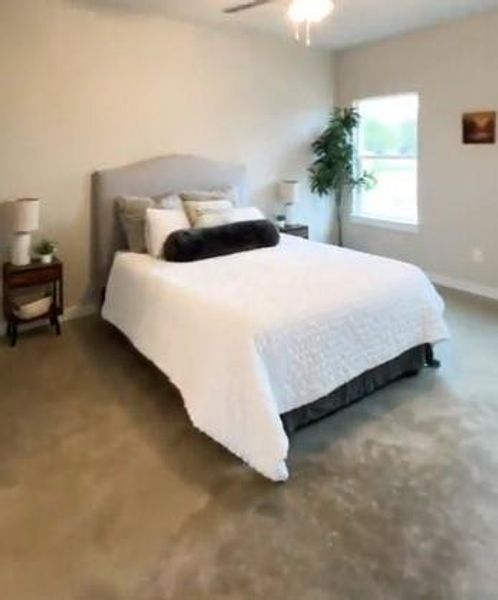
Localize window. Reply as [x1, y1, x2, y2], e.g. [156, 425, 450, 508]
[353, 93, 419, 229]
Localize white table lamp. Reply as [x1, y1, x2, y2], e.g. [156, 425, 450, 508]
[278, 180, 299, 225]
[10, 198, 40, 266]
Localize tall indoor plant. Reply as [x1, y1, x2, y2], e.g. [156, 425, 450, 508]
[309, 107, 374, 246]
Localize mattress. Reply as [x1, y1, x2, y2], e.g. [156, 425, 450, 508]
[102, 235, 449, 481]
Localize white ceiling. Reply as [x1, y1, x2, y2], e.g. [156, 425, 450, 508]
[79, 0, 498, 49]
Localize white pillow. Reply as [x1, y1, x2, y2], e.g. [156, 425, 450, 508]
[145, 207, 190, 258]
[156, 193, 183, 209]
[226, 206, 265, 224]
[193, 206, 265, 229]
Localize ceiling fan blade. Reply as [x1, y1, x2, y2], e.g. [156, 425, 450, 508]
[223, 0, 274, 14]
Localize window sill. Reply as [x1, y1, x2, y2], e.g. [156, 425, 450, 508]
[350, 215, 419, 234]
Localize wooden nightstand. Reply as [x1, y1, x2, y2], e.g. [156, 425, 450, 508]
[280, 224, 309, 239]
[2, 259, 64, 347]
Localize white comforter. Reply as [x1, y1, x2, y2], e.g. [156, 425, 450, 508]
[102, 235, 449, 481]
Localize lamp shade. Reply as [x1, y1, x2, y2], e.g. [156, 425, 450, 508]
[278, 180, 299, 205]
[13, 198, 40, 232]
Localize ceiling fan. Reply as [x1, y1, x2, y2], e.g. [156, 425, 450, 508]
[223, 0, 275, 14]
[223, 0, 335, 46]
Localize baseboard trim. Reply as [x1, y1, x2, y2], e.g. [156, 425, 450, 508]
[429, 272, 498, 301]
[0, 303, 97, 336]
[62, 304, 98, 322]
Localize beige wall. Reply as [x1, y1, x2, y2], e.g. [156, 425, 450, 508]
[337, 11, 498, 294]
[0, 0, 335, 308]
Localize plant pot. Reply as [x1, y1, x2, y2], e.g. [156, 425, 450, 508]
[275, 215, 287, 230]
[39, 253, 53, 264]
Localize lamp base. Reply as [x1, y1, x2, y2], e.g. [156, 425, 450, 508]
[284, 203, 295, 225]
[10, 232, 32, 266]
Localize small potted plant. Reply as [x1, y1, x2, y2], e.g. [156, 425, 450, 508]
[35, 239, 57, 264]
[275, 214, 287, 230]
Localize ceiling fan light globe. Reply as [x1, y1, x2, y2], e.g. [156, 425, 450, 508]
[287, 1, 306, 23]
[287, 0, 334, 24]
[306, 0, 335, 23]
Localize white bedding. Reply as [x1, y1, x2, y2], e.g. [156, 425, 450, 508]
[102, 235, 449, 481]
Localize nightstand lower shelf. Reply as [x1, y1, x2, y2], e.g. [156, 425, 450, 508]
[6, 305, 62, 347]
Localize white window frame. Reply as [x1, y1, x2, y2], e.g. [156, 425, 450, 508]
[352, 93, 420, 233]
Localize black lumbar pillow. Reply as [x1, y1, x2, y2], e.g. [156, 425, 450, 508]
[163, 220, 280, 262]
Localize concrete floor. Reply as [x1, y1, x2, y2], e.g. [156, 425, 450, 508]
[0, 289, 497, 600]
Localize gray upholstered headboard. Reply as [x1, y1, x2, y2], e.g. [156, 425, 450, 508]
[92, 154, 246, 290]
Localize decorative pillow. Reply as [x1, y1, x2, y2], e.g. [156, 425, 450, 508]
[164, 220, 280, 263]
[180, 186, 238, 224]
[145, 207, 190, 258]
[116, 196, 154, 253]
[182, 199, 234, 226]
[180, 185, 238, 204]
[116, 194, 182, 253]
[193, 206, 265, 229]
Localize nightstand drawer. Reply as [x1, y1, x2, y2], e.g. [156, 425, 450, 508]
[8, 265, 60, 289]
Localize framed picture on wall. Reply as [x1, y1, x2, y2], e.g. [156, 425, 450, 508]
[462, 111, 496, 144]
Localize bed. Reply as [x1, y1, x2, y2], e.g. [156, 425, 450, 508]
[94, 155, 449, 481]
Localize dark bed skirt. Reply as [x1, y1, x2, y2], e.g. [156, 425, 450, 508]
[281, 344, 430, 435]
